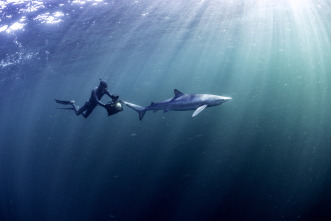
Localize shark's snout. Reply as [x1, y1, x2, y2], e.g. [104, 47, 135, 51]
[213, 96, 232, 106]
[223, 97, 232, 102]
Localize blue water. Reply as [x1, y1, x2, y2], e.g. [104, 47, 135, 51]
[1, 0, 331, 220]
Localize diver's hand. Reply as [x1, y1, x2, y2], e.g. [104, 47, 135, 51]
[99, 102, 107, 108]
[112, 94, 119, 101]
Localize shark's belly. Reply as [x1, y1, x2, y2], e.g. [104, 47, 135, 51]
[171, 102, 200, 111]
[157, 100, 201, 111]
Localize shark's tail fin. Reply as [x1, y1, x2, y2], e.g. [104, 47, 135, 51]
[123, 101, 146, 121]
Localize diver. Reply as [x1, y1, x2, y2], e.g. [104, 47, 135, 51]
[55, 80, 121, 118]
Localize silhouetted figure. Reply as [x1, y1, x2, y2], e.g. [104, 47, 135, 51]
[55, 80, 120, 118]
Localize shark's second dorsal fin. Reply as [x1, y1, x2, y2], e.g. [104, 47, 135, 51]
[173, 89, 184, 99]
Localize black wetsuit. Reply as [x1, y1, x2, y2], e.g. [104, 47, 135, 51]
[73, 87, 118, 118]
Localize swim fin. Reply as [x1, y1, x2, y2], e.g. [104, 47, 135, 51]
[55, 99, 74, 105]
[57, 107, 75, 110]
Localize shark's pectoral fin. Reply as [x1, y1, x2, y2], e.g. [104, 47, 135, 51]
[192, 104, 208, 117]
[163, 109, 169, 113]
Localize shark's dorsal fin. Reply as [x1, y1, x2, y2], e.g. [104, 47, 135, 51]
[192, 104, 208, 117]
[173, 89, 184, 99]
[151, 102, 155, 106]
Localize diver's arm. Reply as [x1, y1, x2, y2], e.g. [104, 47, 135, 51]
[105, 89, 113, 98]
[92, 88, 106, 107]
[105, 89, 119, 101]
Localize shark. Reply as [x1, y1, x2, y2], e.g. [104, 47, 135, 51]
[123, 89, 231, 120]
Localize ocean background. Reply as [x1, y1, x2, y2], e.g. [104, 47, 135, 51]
[1, 0, 331, 220]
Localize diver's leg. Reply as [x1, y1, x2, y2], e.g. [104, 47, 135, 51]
[73, 101, 89, 116]
[81, 104, 96, 118]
